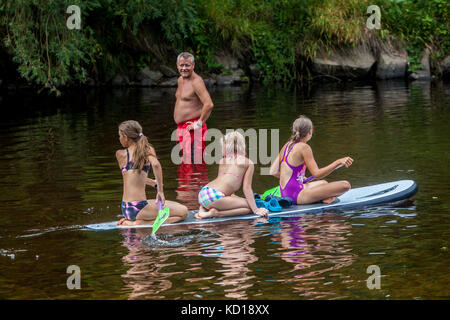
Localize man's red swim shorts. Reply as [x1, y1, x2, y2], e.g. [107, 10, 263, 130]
[176, 117, 207, 164]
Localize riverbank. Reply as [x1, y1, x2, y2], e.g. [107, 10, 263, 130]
[0, 0, 448, 94]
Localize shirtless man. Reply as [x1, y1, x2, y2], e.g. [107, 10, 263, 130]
[174, 52, 214, 164]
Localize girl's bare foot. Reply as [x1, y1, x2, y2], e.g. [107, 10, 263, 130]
[194, 208, 217, 219]
[322, 196, 336, 204]
[117, 219, 137, 226]
[195, 206, 208, 219]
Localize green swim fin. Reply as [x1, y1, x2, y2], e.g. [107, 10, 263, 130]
[261, 186, 281, 201]
[152, 200, 170, 235]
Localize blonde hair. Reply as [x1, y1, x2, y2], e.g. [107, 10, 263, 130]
[118, 120, 156, 172]
[290, 115, 313, 142]
[222, 131, 246, 157]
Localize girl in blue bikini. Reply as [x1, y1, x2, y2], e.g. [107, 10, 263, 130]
[270, 115, 353, 205]
[116, 120, 188, 226]
[195, 131, 268, 219]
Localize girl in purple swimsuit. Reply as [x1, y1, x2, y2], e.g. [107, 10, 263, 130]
[270, 115, 354, 205]
[116, 120, 188, 226]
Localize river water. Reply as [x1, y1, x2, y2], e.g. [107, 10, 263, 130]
[0, 80, 449, 299]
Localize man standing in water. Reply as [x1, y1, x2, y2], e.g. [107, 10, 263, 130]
[174, 52, 213, 208]
[174, 52, 214, 164]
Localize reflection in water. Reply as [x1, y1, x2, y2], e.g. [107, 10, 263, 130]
[270, 214, 356, 298]
[114, 205, 423, 300]
[120, 228, 173, 299]
[176, 162, 209, 210]
[118, 215, 356, 300]
[205, 222, 258, 299]
[118, 221, 260, 300]
[119, 226, 209, 299]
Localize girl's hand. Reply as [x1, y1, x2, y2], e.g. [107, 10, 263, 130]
[337, 157, 354, 168]
[156, 191, 166, 207]
[255, 207, 269, 218]
[146, 178, 157, 187]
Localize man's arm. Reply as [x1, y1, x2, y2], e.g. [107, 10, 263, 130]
[192, 77, 214, 125]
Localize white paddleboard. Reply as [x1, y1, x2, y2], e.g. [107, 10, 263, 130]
[85, 180, 418, 231]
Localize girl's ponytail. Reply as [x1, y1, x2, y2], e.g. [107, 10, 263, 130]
[133, 133, 156, 172]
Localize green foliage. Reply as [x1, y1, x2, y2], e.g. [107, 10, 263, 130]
[308, 0, 370, 45]
[82, 0, 198, 80]
[1, 0, 100, 94]
[0, 0, 448, 94]
[381, 0, 450, 72]
[201, 0, 312, 84]
[0, 0, 199, 93]
[201, 0, 373, 84]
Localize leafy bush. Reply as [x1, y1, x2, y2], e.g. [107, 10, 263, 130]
[0, 0, 448, 94]
[381, 0, 449, 72]
[1, 0, 100, 94]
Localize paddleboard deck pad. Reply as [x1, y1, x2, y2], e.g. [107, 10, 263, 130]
[85, 180, 417, 231]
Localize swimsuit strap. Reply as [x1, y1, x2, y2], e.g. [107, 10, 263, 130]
[282, 142, 303, 169]
[281, 142, 290, 164]
[285, 142, 297, 160]
[121, 149, 129, 173]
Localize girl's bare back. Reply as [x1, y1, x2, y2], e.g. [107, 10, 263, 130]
[207, 156, 250, 195]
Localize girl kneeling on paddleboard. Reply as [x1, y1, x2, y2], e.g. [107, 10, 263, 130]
[270, 115, 353, 205]
[195, 131, 269, 219]
[116, 120, 188, 226]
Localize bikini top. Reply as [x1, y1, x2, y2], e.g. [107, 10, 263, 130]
[121, 148, 151, 174]
[220, 154, 244, 180]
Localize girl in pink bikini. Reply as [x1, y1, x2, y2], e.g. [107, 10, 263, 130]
[195, 131, 269, 219]
[270, 115, 353, 205]
[116, 120, 188, 226]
